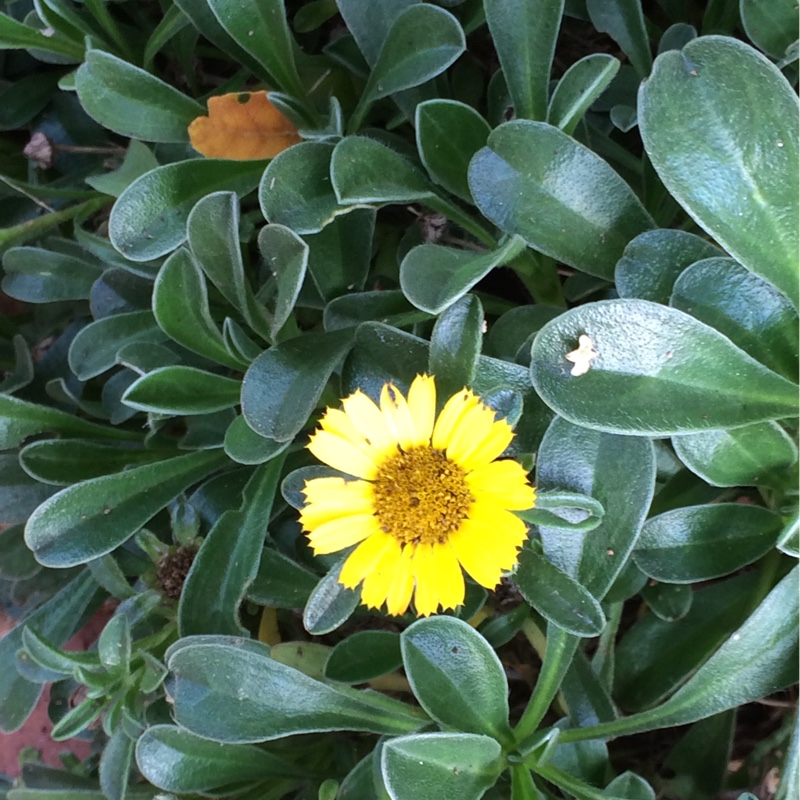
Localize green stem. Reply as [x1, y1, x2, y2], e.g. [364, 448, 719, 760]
[427, 195, 499, 249]
[510, 763, 543, 800]
[0, 197, 109, 253]
[509, 249, 566, 307]
[514, 625, 578, 746]
[527, 758, 625, 800]
[591, 601, 622, 691]
[84, 0, 136, 62]
[346, 95, 373, 136]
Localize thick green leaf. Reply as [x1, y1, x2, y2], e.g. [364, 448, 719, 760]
[76, 49, 202, 142]
[167, 642, 424, 742]
[0, 335, 33, 394]
[122, 366, 241, 415]
[401, 236, 526, 315]
[0, 524, 40, 580]
[335, 0, 415, 65]
[68, 311, 168, 381]
[136, 725, 300, 792]
[0, 11, 83, 59]
[153, 249, 243, 369]
[259, 142, 343, 234]
[332, 136, 433, 204]
[0, 571, 97, 732]
[224, 416, 288, 466]
[514, 549, 607, 637]
[179, 456, 286, 636]
[356, 4, 465, 112]
[740, 0, 799, 59]
[672, 422, 798, 487]
[670, 257, 799, 380]
[428, 295, 483, 398]
[0, 455, 57, 523]
[99, 728, 135, 800]
[98, 615, 131, 671]
[325, 290, 427, 332]
[0, 394, 139, 450]
[303, 560, 361, 635]
[25, 450, 226, 567]
[402, 616, 512, 742]
[19, 439, 170, 485]
[560, 566, 799, 741]
[109, 160, 264, 262]
[535, 417, 655, 600]
[547, 54, 620, 135]
[325, 631, 402, 684]
[484, 0, 564, 120]
[187, 191, 272, 340]
[248, 547, 319, 608]
[415, 100, 490, 202]
[633, 503, 782, 583]
[639, 37, 799, 305]
[469, 121, 654, 279]
[530, 299, 799, 435]
[206, 0, 306, 101]
[257, 224, 308, 338]
[2, 246, 103, 302]
[382, 733, 503, 800]
[615, 229, 722, 304]
[86, 140, 161, 199]
[586, 0, 652, 77]
[641, 582, 693, 622]
[241, 330, 352, 442]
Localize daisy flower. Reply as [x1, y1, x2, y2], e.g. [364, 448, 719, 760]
[299, 374, 536, 617]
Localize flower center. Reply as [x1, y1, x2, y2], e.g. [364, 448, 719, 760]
[371, 446, 473, 546]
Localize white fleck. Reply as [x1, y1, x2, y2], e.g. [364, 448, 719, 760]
[565, 334, 599, 377]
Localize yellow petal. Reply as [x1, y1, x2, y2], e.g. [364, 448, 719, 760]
[385, 544, 415, 616]
[468, 501, 529, 545]
[341, 390, 397, 452]
[450, 519, 520, 588]
[307, 430, 379, 479]
[319, 408, 388, 465]
[466, 461, 536, 510]
[306, 513, 379, 554]
[300, 477, 374, 528]
[412, 543, 440, 616]
[380, 383, 417, 450]
[458, 417, 514, 472]
[407, 374, 437, 445]
[339, 531, 399, 589]
[431, 388, 480, 450]
[445, 402, 497, 466]
[360, 542, 402, 609]
[432, 541, 465, 611]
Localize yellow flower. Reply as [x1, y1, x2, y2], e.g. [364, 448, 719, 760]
[299, 374, 536, 617]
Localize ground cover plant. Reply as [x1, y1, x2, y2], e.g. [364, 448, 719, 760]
[0, 0, 798, 798]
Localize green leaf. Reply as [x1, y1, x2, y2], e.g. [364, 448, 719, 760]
[560, 566, 799, 741]
[51, 697, 106, 741]
[122, 366, 241, 415]
[672, 422, 798, 488]
[428, 295, 483, 398]
[241, 330, 352, 442]
[484, 0, 565, 120]
[605, 772, 656, 800]
[615, 229, 723, 304]
[153, 249, 244, 369]
[109, 159, 265, 262]
[740, 0, 799, 59]
[0, 571, 97, 732]
[586, 0, 652, 78]
[187, 191, 272, 341]
[19, 440, 170, 486]
[0, 11, 84, 59]
[325, 631, 402, 684]
[75, 49, 202, 143]
[401, 236, 526, 315]
[332, 136, 433, 205]
[167, 641, 424, 742]
[324, 290, 426, 332]
[469, 121, 654, 279]
[2, 246, 103, 302]
[402, 616, 513, 742]
[335, 0, 415, 65]
[514, 549, 607, 637]
[633, 504, 782, 583]
[0, 335, 33, 394]
[0, 394, 139, 451]
[536, 417, 655, 602]
[547, 54, 621, 135]
[136, 724, 300, 793]
[0, 524, 40, 580]
[530, 299, 799, 435]
[99, 728, 135, 800]
[0, 454, 57, 523]
[247, 547, 318, 608]
[257, 224, 308, 338]
[259, 142, 343, 234]
[206, 0, 306, 102]
[98, 615, 131, 671]
[639, 37, 799, 305]
[415, 100, 491, 202]
[641, 582, 693, 622]
[670, 257, 799, 380]
[224, 416, 288, 466]
[179, 456, 286, 637]
[68, 311, 168, 381]
[303, 560, 361, 635]
[25, 450, 226, 567]
[381, 733, 503, 800]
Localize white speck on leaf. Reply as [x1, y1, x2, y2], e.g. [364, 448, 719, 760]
[565, 334, 599, 376]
